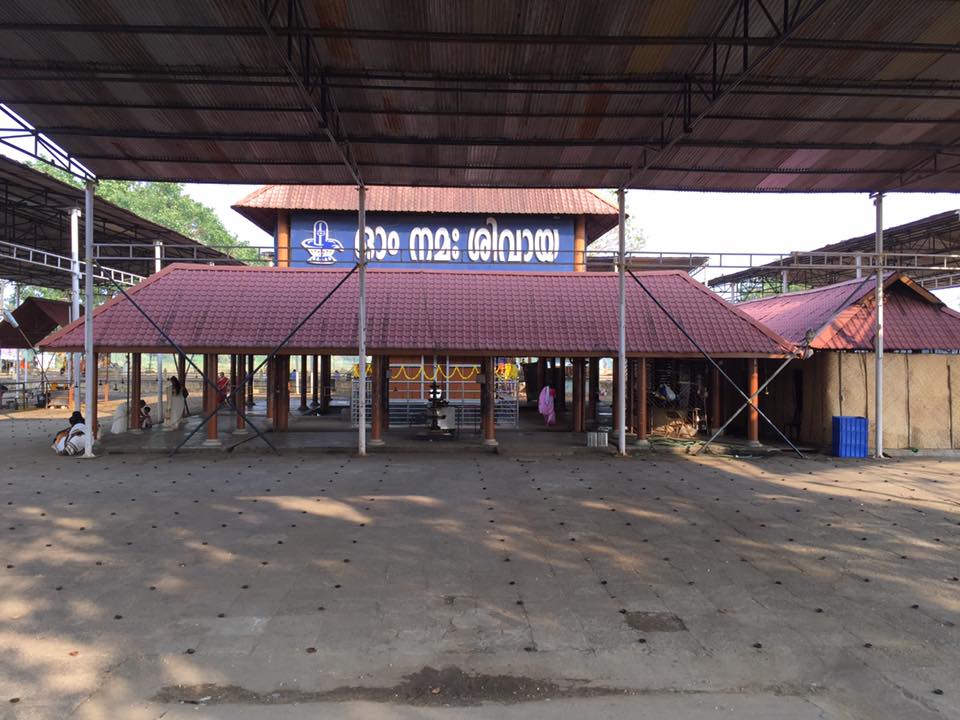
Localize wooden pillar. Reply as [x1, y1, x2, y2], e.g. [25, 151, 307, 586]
[229, 354, 237, 406]
[370, 355, 384, 445]
[557, 358, 566, 410]
[129, 353, 142, 432]
[711, 364, 722, 434]
[636, 358, 649, 445]
[203, 353, 220, 445]
[572, 358, 585, 432]
[279, 356, 290, 431]
[234, 354, 247, 434]
[247, 355, 255, 408]
[298, 354, 308, 411]
[747, 358, 760, 445]
[574, 215, 586, 272]
[483, 356, 497, 446]
[536, 358, 546, 399]
[102, 357, 110, 401]
[626, 359, 635, 434]
[266, 356, 274, 419]
[311, 355, 319, 407]
[90, 357, 99, 438]
[276, 211, 291, 268]
[383, 355, 390, 430]
[588, 357, 599, 423]
[320, 354, 331, 413]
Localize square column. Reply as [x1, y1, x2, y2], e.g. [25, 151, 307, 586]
[202, 353, 221, 446]
[311, 355, 319, 407]
[710, 364, 722, 435]
[266, 356, 274, 419]
[129, 353, 142, 433]
[588, 357, 599, 423]
[273, 356, 290, 431]
[370, 355, 385, 446]
[320, 355, 332, 413]
[635, 358, 649, 447]
[572, 358, 585, 432]
[382, 356, 391, 430]
[299, 354, 308, 411]
[483, 357, 497, 447]
[747, 358, 760, 446]
[234, 354, 248, 434]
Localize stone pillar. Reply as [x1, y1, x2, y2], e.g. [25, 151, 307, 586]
[266, 356, 274, 419]
[370, 355, 385, 446]
[747, 358, 760, 446]
[203, 353, 220, 446]
[129, 353, 142, 433]
[483, 356, 497, 446]
[320, 354, 331, 414]
[588, 357, 599, 423]
[711, 364, 722, 435]
[636, 358, 649, 447]
[299, 354, 308, 411]
[572, 357, 585, 432]
[626, 359, 635, 435]
[311, 355, 319, 407]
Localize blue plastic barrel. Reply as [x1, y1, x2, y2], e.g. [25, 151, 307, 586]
[832, 416, 868, 458]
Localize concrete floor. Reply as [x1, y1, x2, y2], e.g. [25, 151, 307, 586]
[1, 413, 958, 719]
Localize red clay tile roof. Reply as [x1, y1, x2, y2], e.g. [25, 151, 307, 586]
[233, 185, 619, 240]
[0, 297, 73, 348]
[738, 274, 960, 351]
[41, 266, 796, 358]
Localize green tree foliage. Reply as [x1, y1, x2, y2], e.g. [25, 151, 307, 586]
[28, 162, 260, 262]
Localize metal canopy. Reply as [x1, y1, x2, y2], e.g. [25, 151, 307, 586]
[0, 0, 958, 190]
[0, 156, 237, 288]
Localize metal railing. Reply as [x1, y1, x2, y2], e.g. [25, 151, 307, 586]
[0, 239, 144, 286]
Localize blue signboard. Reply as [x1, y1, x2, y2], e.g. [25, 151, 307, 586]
[287, 212, 576, 271]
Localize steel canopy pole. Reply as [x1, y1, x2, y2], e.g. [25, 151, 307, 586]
[69, 207, 81, 410]
[616, 188, 627, 456]
[357, 185, 367, 456]
[83, 181, 95, 458]
[154, 240, 164, 423]
[874, 192, 884, 459]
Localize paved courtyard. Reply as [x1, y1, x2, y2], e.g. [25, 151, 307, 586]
[1, 415, 958, 719]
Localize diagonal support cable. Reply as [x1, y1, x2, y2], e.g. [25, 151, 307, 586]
[94, 259, 277, 453]
[173, 263, 359, 453]
[627, 268, 803, 457]
[695, 354, 795, 455]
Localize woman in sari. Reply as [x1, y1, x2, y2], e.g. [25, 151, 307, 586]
[164, 376, 185, 430]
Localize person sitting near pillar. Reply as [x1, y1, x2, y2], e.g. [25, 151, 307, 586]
[140, 400, 153, 429]
[52, 411, 86, 456]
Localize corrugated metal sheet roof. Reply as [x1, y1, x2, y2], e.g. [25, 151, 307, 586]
[738, 273, 960, 351]
[0, 1, 958, 190]
[41, 265, 797, 357]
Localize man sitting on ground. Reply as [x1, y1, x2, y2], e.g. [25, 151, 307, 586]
[52, 411, 86, 455]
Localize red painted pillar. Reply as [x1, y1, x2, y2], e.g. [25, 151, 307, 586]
[637, 358, 649, 445]
[299, 354, 308, 411]
[370, 355, 384, 445]
[483, 356, 497, 446]
[129, 353, 142, 432]
[572, 357, 584, 432]
[234, 354, 247, 434]
[203, 353, 220, 445]
[747, 358, 760, 445]
[711, 364, 722, 434]
[320, 354, 331, 414]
